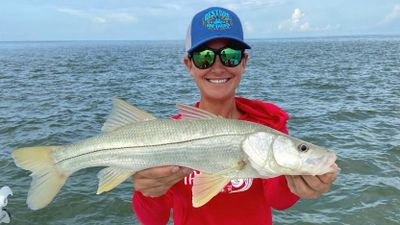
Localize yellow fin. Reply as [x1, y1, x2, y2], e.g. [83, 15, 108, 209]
[102, 99, 157, 132]
[192, 161, 247, 207]
[12, 146, 68, 210]
[96, 167, 134, 194]
[192, 172, 231, 208]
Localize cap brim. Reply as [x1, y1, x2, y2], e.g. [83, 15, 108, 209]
[187, 35, 251, 53]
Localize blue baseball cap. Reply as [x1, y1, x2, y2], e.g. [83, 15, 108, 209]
[185, 7, 251, 53]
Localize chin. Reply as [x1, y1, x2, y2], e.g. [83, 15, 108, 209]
[202, 90, 236, 101]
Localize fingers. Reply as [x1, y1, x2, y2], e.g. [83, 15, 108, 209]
[285, 175, 297, 195]
[286, 173, 337, 199]
[318, 172, 337, 184]
[286, 175, 320, 199]
[132, 166, 193, 197]
[135, 166, 181, 179]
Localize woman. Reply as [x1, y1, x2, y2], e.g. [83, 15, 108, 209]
[132, 7, 336, 225]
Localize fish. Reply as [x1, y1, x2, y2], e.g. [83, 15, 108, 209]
[12, 99, 338, 210]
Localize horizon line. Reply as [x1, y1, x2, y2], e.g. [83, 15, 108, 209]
[1, 33, 400, 43]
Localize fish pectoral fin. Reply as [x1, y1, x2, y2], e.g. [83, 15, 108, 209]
[96, 167, 134, 194]
[176, 104, 219, 120]
[192, 173, 231, 208]
[102, 98, 157, 132]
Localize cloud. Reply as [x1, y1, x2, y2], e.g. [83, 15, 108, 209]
[278, 8, 340, 33]
[57, 8, 86, 17]
[57, 7, 137, 24]
[92, 17, 107, 24]
[242, 0, 284, 6]
[278, 8, 311, 32]
[384, 4, 400, 23]
[243, 21, 254, 34]
[204, 0, 285, 11]
[107, 13, 137, 23]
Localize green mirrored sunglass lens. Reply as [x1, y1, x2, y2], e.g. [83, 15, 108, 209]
[220, 48, 242, 66]
[193, 50, 215, 68]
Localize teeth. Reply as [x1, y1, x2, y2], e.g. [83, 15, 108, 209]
[208, 79, 228, 84]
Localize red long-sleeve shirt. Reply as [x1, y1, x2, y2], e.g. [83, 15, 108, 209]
[133, 97, 300, 225]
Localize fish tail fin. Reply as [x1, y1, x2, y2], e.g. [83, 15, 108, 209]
[12, 146, 68, 210]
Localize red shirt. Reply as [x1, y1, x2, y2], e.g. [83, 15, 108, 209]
[133, 97, 300, 225]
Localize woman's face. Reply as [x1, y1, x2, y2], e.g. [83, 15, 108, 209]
[184, 39, 248, 102]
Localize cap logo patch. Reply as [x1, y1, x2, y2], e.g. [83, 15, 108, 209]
[202, 9, 232, 30]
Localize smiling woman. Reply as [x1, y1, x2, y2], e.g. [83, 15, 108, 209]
[184, 39, 249, 110]
[131, 6, 337, 225]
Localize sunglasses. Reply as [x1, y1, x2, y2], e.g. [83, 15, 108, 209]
[189, 47, 244, 69]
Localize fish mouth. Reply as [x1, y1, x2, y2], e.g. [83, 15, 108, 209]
[317, 152, 338, 174]
[206, 78, 231, 84]
[303, 152, 338, 175]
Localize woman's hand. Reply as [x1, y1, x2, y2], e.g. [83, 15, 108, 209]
[132, 166, 193, 197]
[285, 172, 337, 199]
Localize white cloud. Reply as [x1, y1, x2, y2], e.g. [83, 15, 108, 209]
[322, 24, 341, 31]
[278, 8, 340, 33]
[57, 8, 86, 17]
[92, 17, 107, 24]
[57, 7, 138, 24]
[204, 0, 285, 11]
[384, 4, 400, 23]
[291, 8, 302, 26]
[278, 8, 311, 32]
[243, 21, 254, 34]
[240, 0, 285, 7]
[107, 13, 137, 23]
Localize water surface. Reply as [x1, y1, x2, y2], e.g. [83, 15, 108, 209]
[1, 36, 399, 224]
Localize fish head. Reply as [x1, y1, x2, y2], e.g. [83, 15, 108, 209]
[243, 132, 337, 176]
[272, 135, 337, 175]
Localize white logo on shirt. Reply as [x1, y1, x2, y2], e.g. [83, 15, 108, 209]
[184, 171, 253, 193]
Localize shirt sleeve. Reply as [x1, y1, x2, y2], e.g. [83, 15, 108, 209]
[132, 191, 172, 225]
[262, 176, 300, 210]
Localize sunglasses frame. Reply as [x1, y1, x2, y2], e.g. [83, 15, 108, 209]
[189, 46, 245, 70]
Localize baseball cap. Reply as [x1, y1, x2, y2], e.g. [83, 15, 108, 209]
[185, 7, 251, 53]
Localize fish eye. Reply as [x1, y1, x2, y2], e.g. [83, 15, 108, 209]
[298, 143, 309, 153]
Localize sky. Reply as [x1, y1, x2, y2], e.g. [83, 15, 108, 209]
[1, 0, 400, 41]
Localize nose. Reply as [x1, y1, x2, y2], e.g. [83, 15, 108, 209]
[210, 55, 225, 72]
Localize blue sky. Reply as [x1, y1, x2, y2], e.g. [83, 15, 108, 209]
[1, 0, 400, 41]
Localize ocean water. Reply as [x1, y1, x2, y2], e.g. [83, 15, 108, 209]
[0, 36, 399, 225]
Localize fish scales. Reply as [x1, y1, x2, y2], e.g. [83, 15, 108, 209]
[53, 118, 262, 176]
[12, 99, 337, 210]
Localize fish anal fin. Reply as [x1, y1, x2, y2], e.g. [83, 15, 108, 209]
[192, 173, 231, 208]
[102, 99, 157, 133]
[96, 167, 134, 194]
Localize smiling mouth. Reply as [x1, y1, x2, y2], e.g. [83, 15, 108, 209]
[206, 78, 230, 84]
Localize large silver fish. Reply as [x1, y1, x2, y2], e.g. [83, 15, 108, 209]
[12, 99, 338, 210]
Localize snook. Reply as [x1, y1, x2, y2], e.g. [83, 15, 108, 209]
[12, 99, 338, 210]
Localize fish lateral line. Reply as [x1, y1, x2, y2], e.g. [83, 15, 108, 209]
[54, 133, 251, 165]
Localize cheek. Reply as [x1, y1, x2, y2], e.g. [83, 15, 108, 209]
[189, 66, 204, 78]
[191, 71, 208, 83]
[228, 63, 246, 79]
[272, 136, 301, 169]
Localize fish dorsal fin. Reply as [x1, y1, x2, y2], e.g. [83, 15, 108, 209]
[96, 167, 134, 194]
[192, 173, 230, 208]
[102, 99, 157, 132]
[176, 104, 218, 120]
